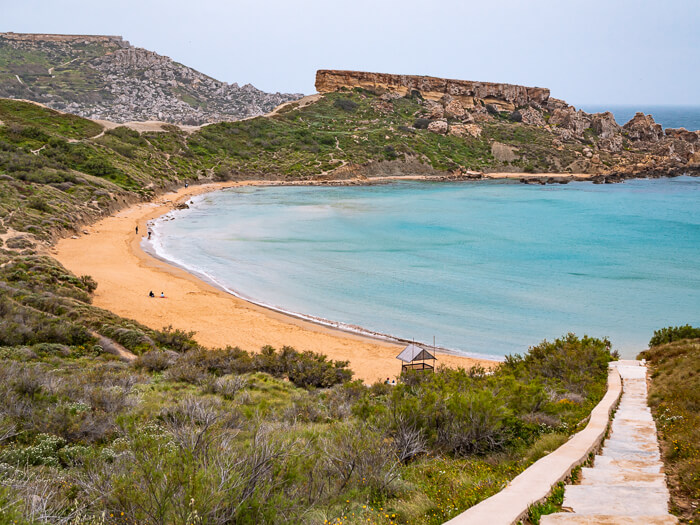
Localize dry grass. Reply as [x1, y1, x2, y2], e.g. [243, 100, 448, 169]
[640, 337, 700, 522]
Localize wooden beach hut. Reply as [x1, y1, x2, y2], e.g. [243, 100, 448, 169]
[397, 343, 436, 373]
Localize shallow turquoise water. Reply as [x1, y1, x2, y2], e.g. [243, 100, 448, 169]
[152, 177, 700, 359]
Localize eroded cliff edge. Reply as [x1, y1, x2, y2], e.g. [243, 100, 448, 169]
[316, 70, 549, 111]
[314, 69, 700, 181]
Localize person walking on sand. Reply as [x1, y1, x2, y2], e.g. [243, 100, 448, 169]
[135, 225, 139, 234]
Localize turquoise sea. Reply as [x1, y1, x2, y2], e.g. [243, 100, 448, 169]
[151, 177, 700, 359]
[579, 105, 700, 131]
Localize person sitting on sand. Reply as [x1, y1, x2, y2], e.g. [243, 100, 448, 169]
[149, 290, 155, 298]
[160, 292, 165, 298]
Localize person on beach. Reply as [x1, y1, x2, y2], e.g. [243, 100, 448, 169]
[160, 292, 165, 298]
[135, 225, 139, 234]
[185, 182, 189, 188]
[149, 290, 155, 298]
[148, 231, 152, 240]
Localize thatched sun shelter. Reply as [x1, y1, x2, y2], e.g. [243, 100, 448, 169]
[397, 343, 436, 373]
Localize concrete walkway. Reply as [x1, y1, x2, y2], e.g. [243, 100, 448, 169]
[542, 360, 677, 525]
[444, 366, 622, 525]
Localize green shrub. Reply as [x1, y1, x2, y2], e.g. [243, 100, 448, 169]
[649, 324, 700, 347]
[503, 333, 614, 395]
[334, 98, 358, 112]
[153, 325, 199, 353]
[413, 118, 431, 129]
[0, 434, 67, 467]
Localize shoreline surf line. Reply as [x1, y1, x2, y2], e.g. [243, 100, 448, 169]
[142, 221, 502, 364]
[52, 180, 507, 383]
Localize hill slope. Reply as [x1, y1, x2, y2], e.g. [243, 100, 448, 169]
[0, 32, 302, 124]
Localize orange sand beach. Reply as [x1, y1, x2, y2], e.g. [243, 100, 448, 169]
[52, 179, 511, 383]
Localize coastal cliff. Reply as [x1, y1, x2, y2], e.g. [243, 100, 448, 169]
[313, 69, 700, 181]
[316, 70, 549, 111]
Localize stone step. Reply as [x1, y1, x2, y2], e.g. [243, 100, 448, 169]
[562, 485, 670, 516]
[600, 445, 661, 462]
[608, 425, 657, 438]
[579, 467, 667, 487]
[541, 513, 678, 524]
[602, 440, 661, 455]
[592, 455, 662, 473]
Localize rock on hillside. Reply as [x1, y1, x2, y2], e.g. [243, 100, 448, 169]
[0, 32, 302, 125]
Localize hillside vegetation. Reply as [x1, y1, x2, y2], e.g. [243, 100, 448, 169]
[0, 94, 578, 248]
[0, 98, 625, 523]
[640, 327, 700, 523]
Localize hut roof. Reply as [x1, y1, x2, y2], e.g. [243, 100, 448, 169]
[396, 344, 436, 363]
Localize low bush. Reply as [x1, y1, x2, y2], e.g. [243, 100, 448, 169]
[413, 118, 431, 129]
[334, 98, 358, 112]
[649, 324, 700, 347]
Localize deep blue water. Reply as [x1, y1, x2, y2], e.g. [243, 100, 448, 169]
[152, 178, 700, 359]
[578, 105, 700, 131]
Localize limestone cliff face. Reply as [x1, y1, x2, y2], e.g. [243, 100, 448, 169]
[0, 32, 129, 47]
[315, 70, 550, 111]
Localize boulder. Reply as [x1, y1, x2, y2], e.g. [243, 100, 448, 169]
[425, 100, 445, 119]
[427, 119, 448, 134]
[448, 123, 482, 138]
[491, 141, 519, 162]
[519, 107, 546, 126]
[443, 96, 466, 118]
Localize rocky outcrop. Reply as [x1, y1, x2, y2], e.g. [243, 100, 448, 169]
[315, 70, 549, 111]
[623, 112, 663, 142]
[590, 112, 621, 138]
[665, 127, 699, 143]
[549, 107, 592, 136]
[0, 32, 303, 124]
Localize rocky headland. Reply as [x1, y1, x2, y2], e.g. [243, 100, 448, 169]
[315, 70, 700, 182]
[0, 32, 303, 124]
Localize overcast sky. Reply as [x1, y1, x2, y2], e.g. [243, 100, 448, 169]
[2, 0, 698, 106]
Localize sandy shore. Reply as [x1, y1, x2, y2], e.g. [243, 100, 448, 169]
[53, 180, 506, 383]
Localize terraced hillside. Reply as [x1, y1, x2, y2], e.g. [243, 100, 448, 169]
[0, 32, 302, 124]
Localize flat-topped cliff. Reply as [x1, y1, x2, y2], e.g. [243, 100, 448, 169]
[315, 70, 549, 111]
[0, 32, 129, 46]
